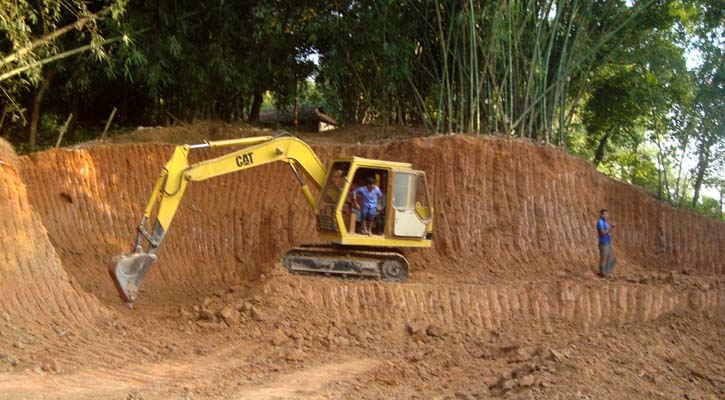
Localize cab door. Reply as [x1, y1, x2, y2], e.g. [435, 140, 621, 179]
[391, 171, 432, 238]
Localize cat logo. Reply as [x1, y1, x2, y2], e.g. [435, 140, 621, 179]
[235, 152, 254, 167]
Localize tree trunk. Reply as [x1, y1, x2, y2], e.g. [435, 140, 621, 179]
[29, 68, 56, 147]
[248, 90, 263, 121]
[691, 137, 711, 207]
[652, 109, 667, 200]
[293, 80, 298, 128]
[593, 131, 610, 167]
[656, 150, 663, 199]
[691, 165, 707, 207]
[672, 148, 686, 204]
[677, 176, 690, 208]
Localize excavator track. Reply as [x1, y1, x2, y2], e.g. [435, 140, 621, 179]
[282, 244, 409, 282]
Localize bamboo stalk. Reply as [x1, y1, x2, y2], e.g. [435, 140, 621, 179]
[55, 114, 74, 149]
[522, 0, 552, 139]
[0, 7, 111, 68]
[101, 108, 118, 138]
[507, 1, 516, 135]
[468, 0, 478, 133]
[434, 0, 446, 133]
[511, 0, 658, 133]
[553, 0, 578, 144]
[0, 36, 123, 82]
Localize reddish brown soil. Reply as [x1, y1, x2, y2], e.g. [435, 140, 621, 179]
[0, 123, 722, 399]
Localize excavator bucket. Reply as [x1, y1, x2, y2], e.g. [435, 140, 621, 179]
[108, 253, 157, 306]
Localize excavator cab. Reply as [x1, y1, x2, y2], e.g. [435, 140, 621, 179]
[315, 158, 433, 247]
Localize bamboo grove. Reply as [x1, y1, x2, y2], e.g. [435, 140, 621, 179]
[319, 1, 705, 141]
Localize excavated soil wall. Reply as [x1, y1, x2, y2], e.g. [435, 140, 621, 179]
[9, 135, 725, 310]
[0, 140, 108, 328]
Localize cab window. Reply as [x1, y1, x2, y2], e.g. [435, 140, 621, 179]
[393, 172, 416, 209]
[414, 173, 431, 219]
[394, 172, 431, 220]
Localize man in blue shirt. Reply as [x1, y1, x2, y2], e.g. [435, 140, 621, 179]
[597, 209, 616, 278]
[353, 176, 383, 235]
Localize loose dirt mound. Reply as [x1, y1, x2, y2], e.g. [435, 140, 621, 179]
[1, 127, 723, 399]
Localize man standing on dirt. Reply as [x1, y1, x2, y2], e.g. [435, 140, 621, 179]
[597, 209, 616, 278]
[353, 176, 382, 235]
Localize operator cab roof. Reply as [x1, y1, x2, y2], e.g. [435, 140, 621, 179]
[334, 156, 413, 170]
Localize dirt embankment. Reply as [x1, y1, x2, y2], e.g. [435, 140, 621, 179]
[0, 128, 722, 399]
[11, 134, 724, 309]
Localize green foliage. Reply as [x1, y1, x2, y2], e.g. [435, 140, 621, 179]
[263, 79, 326, 111]
[312, 0, 696, 148]
[102, 0, 329, 122]
[695, 196, 723, 219]
[571, 0, 723, 218]
[0, 1, 127, 121]
[6, 111, 62, 153]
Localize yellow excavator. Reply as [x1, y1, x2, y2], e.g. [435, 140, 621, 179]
[109, 133, 434, 307]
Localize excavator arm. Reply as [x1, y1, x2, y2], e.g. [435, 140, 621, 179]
[109, 135, 327, 307]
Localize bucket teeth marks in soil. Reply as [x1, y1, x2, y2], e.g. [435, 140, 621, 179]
[277, 280, 722, 334]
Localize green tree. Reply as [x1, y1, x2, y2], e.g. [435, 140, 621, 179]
[689, 9, 724, 206]
[0, 0, 126, 145]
